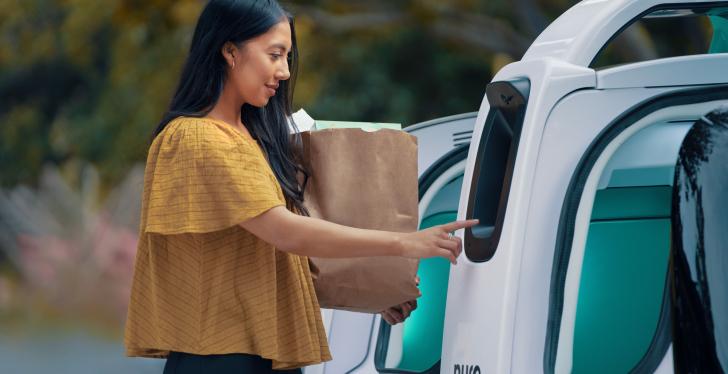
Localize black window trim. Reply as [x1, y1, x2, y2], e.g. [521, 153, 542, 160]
[543, 84, 728, 374]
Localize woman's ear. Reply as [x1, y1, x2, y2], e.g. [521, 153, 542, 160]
[221, 42, 237, 69]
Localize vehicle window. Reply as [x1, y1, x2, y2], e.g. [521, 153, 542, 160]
[545, 85, 728, 374]
[567, 121, 691, 374]
[377, 174, 463, 373]
[592, 6, 728, 69]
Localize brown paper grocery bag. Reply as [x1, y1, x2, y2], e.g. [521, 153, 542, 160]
[300, 128, 420, 313]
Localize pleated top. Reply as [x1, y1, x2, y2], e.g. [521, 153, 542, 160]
[124, 117, 331, 369]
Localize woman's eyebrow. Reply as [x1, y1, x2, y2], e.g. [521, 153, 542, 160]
[269, 43, 291, 53]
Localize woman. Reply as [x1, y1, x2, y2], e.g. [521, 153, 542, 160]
[124, 1, 477, 373]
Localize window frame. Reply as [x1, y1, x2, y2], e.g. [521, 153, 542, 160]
[543, 84, 728, 374]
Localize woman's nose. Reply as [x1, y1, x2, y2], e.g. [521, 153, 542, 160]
[276, 62, 291, 81]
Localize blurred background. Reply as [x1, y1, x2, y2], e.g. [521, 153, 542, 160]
[0, 0, 718, 372]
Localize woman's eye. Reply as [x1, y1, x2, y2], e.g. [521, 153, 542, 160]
[270, 54, 282, 60]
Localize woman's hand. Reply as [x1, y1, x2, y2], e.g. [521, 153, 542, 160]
[399, 219, 478, 264]
[382, 275, 421, 325]
[382, 299, 418, 325]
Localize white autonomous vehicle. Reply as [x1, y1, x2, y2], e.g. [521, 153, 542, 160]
[308, 0, 728, 373]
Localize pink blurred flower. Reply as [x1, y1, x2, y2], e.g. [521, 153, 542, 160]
[0, 163, 143, 326]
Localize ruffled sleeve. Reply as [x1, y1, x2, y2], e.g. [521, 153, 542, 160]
[141, 119, 286, 235]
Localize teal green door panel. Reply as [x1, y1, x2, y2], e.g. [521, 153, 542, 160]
[572, 217, 670, 374]
[395, 212, 456, 371]
[591, 185, 672, 220]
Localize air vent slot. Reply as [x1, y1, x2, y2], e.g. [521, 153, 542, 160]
[453, 130, 473, 147]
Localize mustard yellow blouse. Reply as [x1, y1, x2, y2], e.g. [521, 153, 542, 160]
[124, 117, 331, 369]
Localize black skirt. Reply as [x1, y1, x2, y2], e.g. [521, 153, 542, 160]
[163, 351, 304, 374]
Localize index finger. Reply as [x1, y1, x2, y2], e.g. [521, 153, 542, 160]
[442, 219, 479, 232]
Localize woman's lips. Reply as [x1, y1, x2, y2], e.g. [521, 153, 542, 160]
[265, 84, 278, 96]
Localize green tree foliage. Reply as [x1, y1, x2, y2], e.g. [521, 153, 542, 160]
[0, 0, 202, 188]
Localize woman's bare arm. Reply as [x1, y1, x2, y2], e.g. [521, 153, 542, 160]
[239, 206, 478, 264]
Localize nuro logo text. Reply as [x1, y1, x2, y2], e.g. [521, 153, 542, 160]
[453, 364, 481, 374]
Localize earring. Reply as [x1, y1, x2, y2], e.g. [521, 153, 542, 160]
[232, 60, 235, 69]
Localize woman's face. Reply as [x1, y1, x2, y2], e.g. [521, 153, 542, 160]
[225, 20, 292, 107]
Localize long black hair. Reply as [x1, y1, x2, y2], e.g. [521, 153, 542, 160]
[153, 0, 309, 215]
